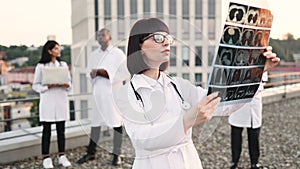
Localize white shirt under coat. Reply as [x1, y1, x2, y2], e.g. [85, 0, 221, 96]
[32, 61, 71, 122]
[228, 72, 268, 128]
[86, 45, 130, 127]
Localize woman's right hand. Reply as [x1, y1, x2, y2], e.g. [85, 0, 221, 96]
[183, 92, 221, 132]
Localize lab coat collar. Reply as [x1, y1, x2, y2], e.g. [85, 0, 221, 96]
[131, 72, 175, 90]
[47, 60, 61, 67]
[98, 45, 113, 52]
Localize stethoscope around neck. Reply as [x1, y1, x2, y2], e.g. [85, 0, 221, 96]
[130, 80, 191, 110]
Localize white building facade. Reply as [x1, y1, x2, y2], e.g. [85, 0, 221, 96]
[71, 0, 223, 119]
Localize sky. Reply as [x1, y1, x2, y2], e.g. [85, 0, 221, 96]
[0, 0, 299, 47]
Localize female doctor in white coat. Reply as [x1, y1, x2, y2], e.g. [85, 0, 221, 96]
[32, 40, 72, 168]
[115, 18, 280, 169]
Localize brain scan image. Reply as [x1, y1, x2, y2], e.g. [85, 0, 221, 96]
[227, 3, 247, 24]
[222, 25, 241, 45]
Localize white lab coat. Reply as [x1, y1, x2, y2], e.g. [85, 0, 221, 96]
[32, 61, 71, 122]
[228, 72, 268, 128]
[116, 72, 207, 169]
[86, 45, 130, 127]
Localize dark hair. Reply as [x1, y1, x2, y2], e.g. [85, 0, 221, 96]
[127, 18, 170, 75]
[39, 40, 61, 64]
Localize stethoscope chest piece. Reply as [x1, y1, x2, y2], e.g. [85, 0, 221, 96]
[181, 101, 191, 110]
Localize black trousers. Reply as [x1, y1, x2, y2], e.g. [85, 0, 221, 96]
[41, 121, 66, 156]
[87, 126, 123, 155]
[231, 125, 260, 165]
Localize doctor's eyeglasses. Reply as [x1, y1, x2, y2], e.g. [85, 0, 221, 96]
[142, 33, 174, 45]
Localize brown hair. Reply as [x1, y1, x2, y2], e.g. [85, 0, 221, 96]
[127, 18, 170, 75]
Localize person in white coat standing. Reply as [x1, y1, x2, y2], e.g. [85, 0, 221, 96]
[77, 28, 129, 166]
[115, 18, 280, 169]
[32, 40, 72, 168]
[229, 72, 268, 169]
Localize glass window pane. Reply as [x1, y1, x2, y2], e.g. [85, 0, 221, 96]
[208, 0, 215, 18]
[143, 0, 150, 16]
[195, 19, 203, 40]
[156, 0, 163, 18]
[195, 0, 202, 18]
[208, 46, 215, 66]
[182, 46, 190, 66]
[195, 73, 202, 86]
[169, 73, 177, 77]
[130, 0, 138, 18]
[169, 0, 176, 16]
[117, 0, 124, 18]
[182, 20, 189, 40]
[80, 100, 88, 119]
[104, 0, 111, 18]
[80, 73, 87, 93]
[208, 19, 215, 39]
[195, 46, 202, 66]
[170, 46, 176, 66]
[182, 73, 190, 80]
[118, 19, 125, 39]
[169, 19, 177, 35]
[182, 0, 189, 19]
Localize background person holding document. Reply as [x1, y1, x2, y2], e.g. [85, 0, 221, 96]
[32, 40, 72, 168]
[77, 28, 129, 166]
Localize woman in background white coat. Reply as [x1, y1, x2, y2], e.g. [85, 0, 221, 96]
[32, 40, 72, 168]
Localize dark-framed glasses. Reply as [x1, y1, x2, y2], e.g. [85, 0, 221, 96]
[142, 33, 174, 44]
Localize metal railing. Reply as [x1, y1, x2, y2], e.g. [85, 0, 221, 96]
[1, 72, 300, 132]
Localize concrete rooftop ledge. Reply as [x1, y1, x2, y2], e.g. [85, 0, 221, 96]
[0, 119, 113, 163]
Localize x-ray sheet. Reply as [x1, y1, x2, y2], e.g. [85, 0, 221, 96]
[207, 0, 273, 104]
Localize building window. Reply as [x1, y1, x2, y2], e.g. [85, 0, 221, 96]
[117, 0, 124, 18]
[169, 0, 176, 17]
[195, 46, 202, 66]
[182, 46, 190, 66]
[130, 0, 137, 18]
[208, 0, 216, 39]
[208, 19, 215, 39]
[208, 0, 216, 18]
[182, 73, 190, 80]
[118, 19, 125, 39]
[195, 73, 202, 86]
[195, 0, 203, 18]
[143, 0, 151, 17]
[118, 46, 125, 53]
[156, 0, 164, 18]
[182, 20, 189, 40]
[182, 0, 189, 19]
[208, 46, 215, 66]
[195, 0, 203, 40]
[169, 18, 177, 36]
[169, 73, 177, 77]
[80, 100, 88, 119]
[170, 46, 176, 66]
[104, 0, 111, 19]
[80, 73, 87, 93]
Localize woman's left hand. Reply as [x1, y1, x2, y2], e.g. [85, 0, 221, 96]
[263, 46, 280, 72]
